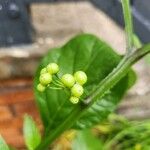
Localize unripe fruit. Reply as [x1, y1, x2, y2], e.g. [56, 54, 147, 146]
[40, 68, 47, 74]
[71, 84, 84, 98]
[74, 71, 87, 85]
[70, 96, 79, 104]
[37, 83, 46, 92]
[46, 63, 59, 74]
[61, 74, 75, 88]
[39, 73, 52, 85]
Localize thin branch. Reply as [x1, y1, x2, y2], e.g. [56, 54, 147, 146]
[121, 0, 134, 52]
[85, 44, 150, 106]
[133, 34, 142, 49]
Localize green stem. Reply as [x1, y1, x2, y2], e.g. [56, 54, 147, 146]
[104, 128, 131, 150]
[36, 44, 150, 150]
[48, 87, 62, 90]
[36, 105, 84, 150]
[55, 79, 64, 86]
[52, 78, 64, 86]
[85, 44, 150, 106]
[121, 0, 134, 52]
[104, 120, 150, 149]
[44, 91, 70, 136]
[84, 56, 128, 105]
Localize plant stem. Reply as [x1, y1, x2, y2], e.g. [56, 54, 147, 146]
[36, 105, 84, 150]
[121, 0, 134, 52]
[85, 44, 150, 106]
[52, 80, 64, 88]
[36, 44, 150, 150]
[48, 87, 62, 90]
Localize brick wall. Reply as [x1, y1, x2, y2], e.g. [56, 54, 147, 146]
[0, 78, 41, 149]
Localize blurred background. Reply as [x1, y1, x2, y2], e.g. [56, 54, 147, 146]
[0, 0, 149, 149]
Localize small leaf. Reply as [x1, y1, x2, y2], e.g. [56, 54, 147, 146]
[9, 147, 17, 150]
[0, 135, 9, 150]
[23, 115, 41, 150]
[145, 54, 150, 64]
[133, 34, 142, 49]
[72, 130, 103, 150]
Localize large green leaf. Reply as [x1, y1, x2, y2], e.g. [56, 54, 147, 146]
[34, 34, 136, 130]
[0, 136, 9, 150]
[72, 130, 104, 150]
[23, 115, 41, 150]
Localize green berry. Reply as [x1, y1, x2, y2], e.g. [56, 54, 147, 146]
[71, 84, 84, 98]
[46, 63, 59, 74]
[61, 74, 75, 88]
[70, 96, 79, 104]
[37, 83, 46, 92]
[74, 71, 87, 85]
[39, 73, 52, 85]
[40, 68, 47, 74]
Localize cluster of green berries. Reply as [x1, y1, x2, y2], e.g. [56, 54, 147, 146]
[37, 63, 87, 104]
[61, 71, 87, 104]
[37, 63, 59, 92]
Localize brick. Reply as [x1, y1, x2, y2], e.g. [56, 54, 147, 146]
[0, 115, 41, 131]
[0, 78, 34, 106]
[14, 101, 42, 130]
[0, 116, 42, 149]
[0, 117, 22, 129]
[0, 89, 34, 105]
[0, 106, 13, 121]
[0, 78, 32, 88]
[0, 127, 24, 148]
[14, 101, 38, 117]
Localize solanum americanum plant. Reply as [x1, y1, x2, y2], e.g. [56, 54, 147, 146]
[37, 63, 87, 104]
[0, 0, 150, 150]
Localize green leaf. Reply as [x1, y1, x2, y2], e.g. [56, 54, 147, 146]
[72, 130, 104, 150]
[145, 54, 150, 64]
[74, 71, 135, 129]
[133, 34, 142, 49]
[23, 115, 41, 150]
[9, 147, 17, 150]
[0, 136, 9, 150]
[34, 34, 136, 130]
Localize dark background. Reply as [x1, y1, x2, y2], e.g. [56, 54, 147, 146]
[0, 0, 149, 46]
